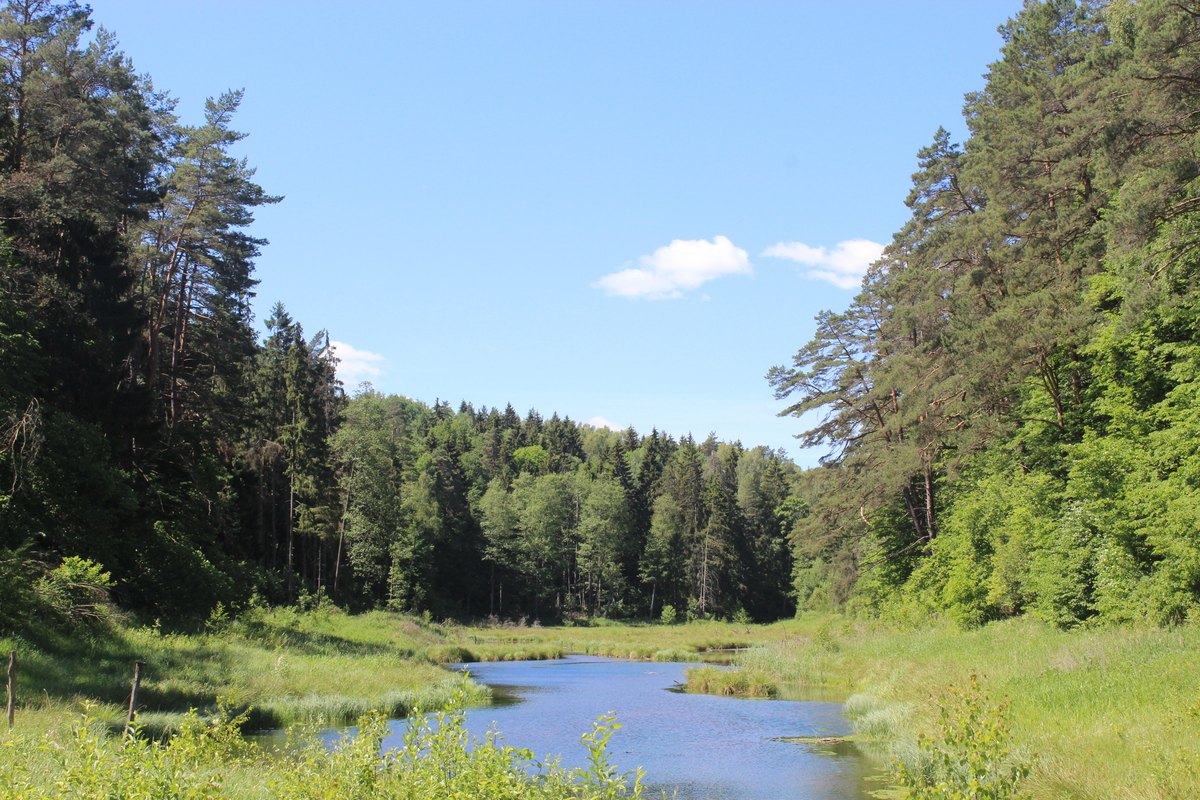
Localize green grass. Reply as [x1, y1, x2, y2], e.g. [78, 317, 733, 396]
[442, 617, 804, 662]
[23, 604, 1193, 798]
[0, 609, 811, 799]
[0, 607, 488, 734]
[0, 609, 809, 737]
[683, 664, 775, 697]
[699, 615, 1200, 800]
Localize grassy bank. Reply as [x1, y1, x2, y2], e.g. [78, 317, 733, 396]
[0, 608, 767, 800]
[0, 607, 808, 737]
[444, 616, 804, 662]
[687, 616, 1200, 800]
[0, 606, 488, 735]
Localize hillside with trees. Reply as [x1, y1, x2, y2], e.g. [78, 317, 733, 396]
[0, 0, 799, 627]
[8, 0, 1200, 634]
[776, 0, 1200, 627]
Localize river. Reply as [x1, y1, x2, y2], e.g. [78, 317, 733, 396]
[381, 656, 875, 800]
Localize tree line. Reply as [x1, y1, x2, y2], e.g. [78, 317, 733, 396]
[776, 0, 1200, 626]
[0, 0, 798, 625]
[10, 0, 1200, 632]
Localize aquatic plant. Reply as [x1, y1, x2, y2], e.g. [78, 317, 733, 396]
[683, 664, 775, 697]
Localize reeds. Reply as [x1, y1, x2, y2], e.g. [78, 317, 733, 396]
[649, 647, 700, 662]
[694, 616, 1200, 800]
[683, 664, 776, 697]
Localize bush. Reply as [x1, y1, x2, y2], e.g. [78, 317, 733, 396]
[892, 674, 1031, 800]
[35, 556, 115, 625]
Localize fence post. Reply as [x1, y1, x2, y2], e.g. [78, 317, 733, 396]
[124, 661, 145, 736]
[6, 650, 14, 728]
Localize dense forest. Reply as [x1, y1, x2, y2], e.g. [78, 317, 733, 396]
[0, 0, 798, 625]
[7, 0, 1200, 632]
[776, 0, 1200, 626]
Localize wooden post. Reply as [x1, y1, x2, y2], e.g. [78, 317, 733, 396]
[6, 651, 14, 728]
[124, 661, 144, 736]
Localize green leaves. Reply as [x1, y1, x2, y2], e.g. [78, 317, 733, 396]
[893, 674, 1032, 800]
[773, 0, 1200, 623]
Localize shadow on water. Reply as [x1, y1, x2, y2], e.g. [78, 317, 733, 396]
[479, 682, 547, 708]
[430, 656, 879, 800]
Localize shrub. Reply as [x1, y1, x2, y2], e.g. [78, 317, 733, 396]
[892, 674, 1031, 800]
[35, 556, 115, 625]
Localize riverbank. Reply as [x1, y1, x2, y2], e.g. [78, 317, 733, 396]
[0, 607, 806, 736]
[0, 608, 768, 800]
[0, 605, 488, 736]
[0, 701, 646, 800]
[690, 616, 1200, 800]
[10, 606, 1191, 798]
[437, 616, 802, 662]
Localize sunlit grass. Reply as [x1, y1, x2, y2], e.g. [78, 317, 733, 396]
[0, 607, 486, 734]
[683, 664, 775, 697]
[704, 616, 1200, 800]
[443, 616, 815, 662]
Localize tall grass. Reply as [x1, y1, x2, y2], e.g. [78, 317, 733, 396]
[683, 665, 775, 697]
[444, 617, 803, 662]
[423, 643, 565, 663]
[0, 607, 489, 734]
[0, 609, 815, 736]
[702, 616, 1200, 800]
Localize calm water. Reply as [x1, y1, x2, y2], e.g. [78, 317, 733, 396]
[390, 656, 875, 800]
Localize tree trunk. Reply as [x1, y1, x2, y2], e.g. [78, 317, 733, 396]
[923, 461, 936, 541]
[333, 485, 350, 602]
[287, 477, 295, 603]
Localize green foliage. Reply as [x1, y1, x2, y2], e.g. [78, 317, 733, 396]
[892, 675, 1031, 800]
[34, 556, 114, 625]
[571, 713, 645, 800]
[0, 700, 645, 800]
[764, 0, 1200, 625]
[0, 546, 39, 631]
[511, 444, 548, 475]
[0, 0, 806, 622]
[659, 604, 677, 625]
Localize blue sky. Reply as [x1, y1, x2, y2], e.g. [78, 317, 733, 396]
[94, 1, 1023, 465]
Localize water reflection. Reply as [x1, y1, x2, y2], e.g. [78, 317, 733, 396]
[382, 656, 874, 800]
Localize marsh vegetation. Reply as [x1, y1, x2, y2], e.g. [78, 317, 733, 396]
[694, 616, 1200, 800]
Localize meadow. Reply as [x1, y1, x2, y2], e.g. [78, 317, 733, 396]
[0, 608, 778, 800]
[686, 616, 1200, 800]
[5, 608, 1197, 799]
[0, 605, 490, 735]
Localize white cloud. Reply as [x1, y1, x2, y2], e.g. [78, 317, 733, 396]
[762, 238, 885, 289]
[587, 416, 626, 432]
[330, 340, 385, 384]
[594, 235, 751, 299]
